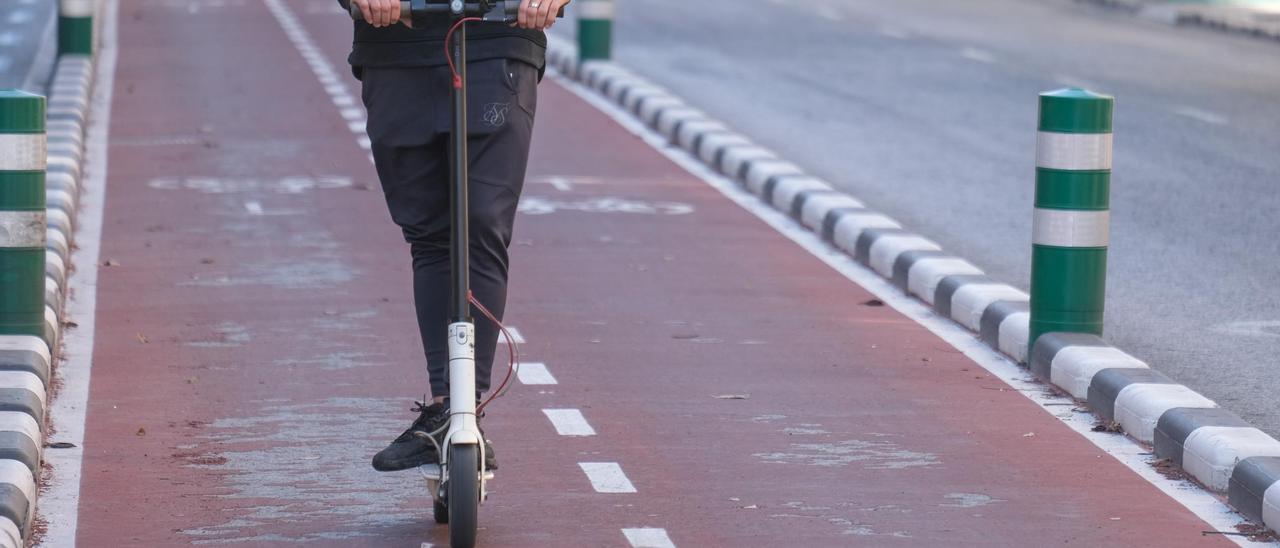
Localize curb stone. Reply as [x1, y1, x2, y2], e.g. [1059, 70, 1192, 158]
[542, 36, 1280, 537]
[0, 46, 96, 545]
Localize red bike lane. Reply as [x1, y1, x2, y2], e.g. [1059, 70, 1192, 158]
[55, 0, 1235, 546]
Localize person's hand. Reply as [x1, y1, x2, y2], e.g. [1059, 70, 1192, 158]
[353, 0, 401, 28]
[517, 0, 570, 30]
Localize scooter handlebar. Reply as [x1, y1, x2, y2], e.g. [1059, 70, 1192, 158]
[349, 0, 562, 25]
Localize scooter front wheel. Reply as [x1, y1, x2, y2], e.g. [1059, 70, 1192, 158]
[447, 444, 480, 548]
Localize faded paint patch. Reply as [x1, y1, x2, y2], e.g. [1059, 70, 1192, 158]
[180, 260, 357, 290]
[273, 351, 386, 371]
[942, 493, 1005, 508]
[186, 322, 252, 348]
[784, 424, 830, 436]
[754, 439, 939, 469]
[773, 502, 912, 539]
[751, 414, 787, 423]
[179, 397, 427, 543]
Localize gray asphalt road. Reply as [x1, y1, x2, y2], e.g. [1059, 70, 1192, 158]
[0, 0, 55, 91]
[558, 0, 1280, 435]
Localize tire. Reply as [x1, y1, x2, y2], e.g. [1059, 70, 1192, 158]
[447, 444, 480, 548]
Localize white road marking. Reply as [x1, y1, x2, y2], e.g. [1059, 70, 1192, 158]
[7, 10, 32, 24]
[1212, 320, 1280, 338]
[815, 5, 842, 21]
[244, 201, 263, 215]
[516, 362, 557, 385]
[339, 107, 364, 121]
[497, 326, 525, 344]
[544, 176, 574, 191]
[623, 528, 676, 548]
[1052, 74, 1103, 91]
[579, 462, 637, 493]
[960, 47, 997, 64]
[879, 26, 911, 40]
[543, 408, 596, 436]
[38, 0, 122, 545]
[1172, 106, 1228, 126]
[149, 176, 352, 194]
[529, 175, 604, 191]
[556, 71, 1264, 548]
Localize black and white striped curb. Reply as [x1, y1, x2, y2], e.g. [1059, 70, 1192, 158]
[0, 53, 95, 547]
[543, 39, 1280, 536]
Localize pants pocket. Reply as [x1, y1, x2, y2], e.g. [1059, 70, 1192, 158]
[467, 59, 521, 136]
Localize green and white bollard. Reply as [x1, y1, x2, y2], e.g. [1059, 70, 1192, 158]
[578, 0, 613, 62]
[59, 0, 95, 56]
[0, 91, 47, 338]
[1030, 88, 1114, 351]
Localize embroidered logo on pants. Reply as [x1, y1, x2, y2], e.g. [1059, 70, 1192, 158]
[482, 102, 511, 127]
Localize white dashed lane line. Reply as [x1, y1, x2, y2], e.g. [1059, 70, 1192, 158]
[960, 47, 997, 64]
[262, 0, 373, 158]
[516, 362, 557, 385]
[578, 462, 637, 494]
[1172, 105, 1229, 126]
[244, 201, 263, 215]
[623, 528, 677, 548]
[7, 10, 32, 24]
[542, 408, 596, 436]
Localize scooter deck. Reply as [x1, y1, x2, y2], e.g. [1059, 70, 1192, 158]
[418, 464, 496, 482]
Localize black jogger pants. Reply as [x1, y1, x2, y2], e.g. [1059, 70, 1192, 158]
[361, 58, 538, 398]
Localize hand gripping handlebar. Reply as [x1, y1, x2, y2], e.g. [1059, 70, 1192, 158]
[349, 0, 562, 25]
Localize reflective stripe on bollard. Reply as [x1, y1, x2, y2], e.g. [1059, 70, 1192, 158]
[0, 91, 46, 337]
[1029, 88, 1114, 351]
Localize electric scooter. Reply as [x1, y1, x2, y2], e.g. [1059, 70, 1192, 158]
[348, 2, 558, 547]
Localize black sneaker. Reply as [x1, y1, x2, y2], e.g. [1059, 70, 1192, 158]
[372, 401, 448, 472]
[481, 429, 498, 471]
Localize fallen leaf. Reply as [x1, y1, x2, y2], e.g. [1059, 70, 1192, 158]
[861, 299, 885, 307]
[136, 427, 146, 437]
[102, 259, 121, 267]
[45, 442, 77, 449]
[61, 320, 79, 328]
[715, 394, 750, 400]
[1022, 432, 1036, 438]
[136, 333, 149, 344]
